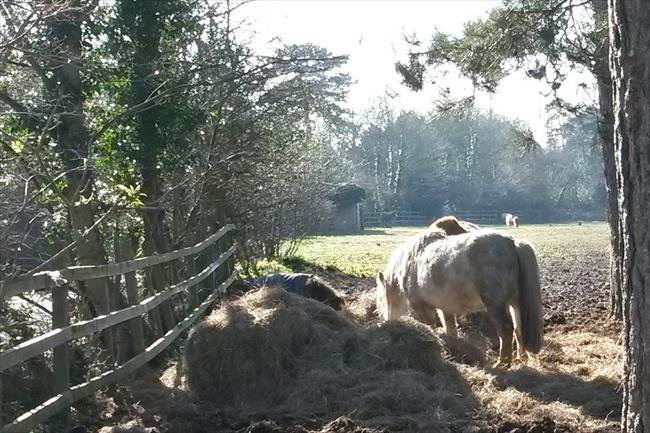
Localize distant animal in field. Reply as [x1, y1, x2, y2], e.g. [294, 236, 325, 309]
[430, 215, 480, 235]
[375, 228, 543, 367]
[380, 211, 396, 227]
[244, 273, 346, 310]
[504, 213, 520, 228]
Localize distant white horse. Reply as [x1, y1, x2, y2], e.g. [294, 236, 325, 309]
[375, 227, 543, 367]
[504, 213, 519, 228]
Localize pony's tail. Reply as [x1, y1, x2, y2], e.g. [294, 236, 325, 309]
[515, 240, 543, 353]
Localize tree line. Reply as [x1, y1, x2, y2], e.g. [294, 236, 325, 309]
[347, 99, 604, 218]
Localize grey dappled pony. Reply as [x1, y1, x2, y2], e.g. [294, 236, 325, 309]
[375, 228, 543, 367]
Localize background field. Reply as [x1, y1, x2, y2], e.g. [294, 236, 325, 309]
[102, 222, 620, 433]
[295, 222, 610, 276]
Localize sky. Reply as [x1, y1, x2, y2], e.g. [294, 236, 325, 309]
[232, 0, 596, 145]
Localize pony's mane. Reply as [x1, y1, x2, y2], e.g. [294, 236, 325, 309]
[412, 227, 447, 252]
[384, 228, 447, 288]
[392, 227, 447, 266]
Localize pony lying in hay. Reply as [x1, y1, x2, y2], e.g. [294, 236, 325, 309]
[243, 272, 346, 310]
[430, 215, 480, 235]
[376, 228, 543, 367]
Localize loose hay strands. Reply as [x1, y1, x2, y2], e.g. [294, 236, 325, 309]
[184, 287, 476, 432]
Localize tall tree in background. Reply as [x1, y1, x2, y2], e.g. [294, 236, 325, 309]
[608, 0, 650, 430]
[397, 0, 623, 319]
[112, 0, 199, 331]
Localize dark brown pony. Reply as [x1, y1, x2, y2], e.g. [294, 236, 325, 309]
[304, 275, 346, 311]
[241, 273, 346, 311]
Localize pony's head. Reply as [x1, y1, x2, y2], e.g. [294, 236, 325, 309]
[375, 271, 409, 320]
[375, 271, 388, 318]
[304, 275, 346, 310]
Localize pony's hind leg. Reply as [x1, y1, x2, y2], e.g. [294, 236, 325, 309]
[509, 304, 527, 361]
[487, 305, 514, 367]
[436, 309, 458, 337]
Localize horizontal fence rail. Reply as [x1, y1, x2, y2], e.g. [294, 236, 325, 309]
[363, 210, 428, 227]
[1, 274, 235, 433]
[362, 209, 599, 227]
[452, 210, 546, 225]
[0, 224, 235, 299]
[0, 224, 237, 433]
[0, 247, 235, 372]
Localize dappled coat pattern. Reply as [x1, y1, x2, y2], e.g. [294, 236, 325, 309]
[376, 228, 543, 366]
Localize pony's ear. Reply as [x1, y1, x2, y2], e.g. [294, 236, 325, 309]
[376, 271, 386, 287]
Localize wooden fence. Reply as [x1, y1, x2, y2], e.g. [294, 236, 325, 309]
[362, 208, 605, 228]
[452, 210, 545, 225]
[0, 224, 237, 433]
[363, 210, 429, 227]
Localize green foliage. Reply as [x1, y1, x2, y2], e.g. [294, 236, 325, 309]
[330, 183, 366, 208]
[348, 101, 604, 215]
[396, 0, 606, 108]
[235, 258, 293, 279]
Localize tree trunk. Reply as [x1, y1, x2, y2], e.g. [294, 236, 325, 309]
[121, 0, 176, 332]
[608, 0, 650, 431]
[50, 15, 111, 314]
[593, 0, 622, 320]
[49, 9, 116, 362]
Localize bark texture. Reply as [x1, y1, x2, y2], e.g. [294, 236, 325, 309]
[49, 11, 111, 316]
[608, 0, 650, 431]
[593, 0, 622, 320]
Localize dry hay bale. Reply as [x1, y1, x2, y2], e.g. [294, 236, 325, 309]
[317, 416, 389, 433]
[363, 318, 443, 373]
[184, 287, 461, 429]
[98, 422, 151, 433]
[344, 290, 379, 325]
[438, 334, 486, 366]
[184, 286, 357, 406]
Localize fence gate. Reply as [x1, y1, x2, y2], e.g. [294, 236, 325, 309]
[0, 224, 236, 433]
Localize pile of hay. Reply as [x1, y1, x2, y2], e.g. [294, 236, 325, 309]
[184, 287, 477, 432]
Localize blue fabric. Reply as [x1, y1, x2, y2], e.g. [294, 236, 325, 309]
[249, 273, 312, 296]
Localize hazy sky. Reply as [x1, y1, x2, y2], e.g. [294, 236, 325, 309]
[233, 1, 596, 144]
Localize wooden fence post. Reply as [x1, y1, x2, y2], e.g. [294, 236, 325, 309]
[51, 283, 70, 425]
[1, 361, 3, 430]
[117, 238, 146, 355]
[187, 254, 199, 308]
[0, 225, 236, 432]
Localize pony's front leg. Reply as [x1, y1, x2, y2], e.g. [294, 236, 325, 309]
[436, 309, 457, 337]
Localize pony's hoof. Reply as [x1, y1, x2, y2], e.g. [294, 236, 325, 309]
[492, 360, 512, 369]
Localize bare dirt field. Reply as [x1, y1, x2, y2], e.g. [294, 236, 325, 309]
[96, 223, 621, 433]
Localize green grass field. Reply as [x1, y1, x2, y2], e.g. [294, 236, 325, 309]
[295, 222, 609, 276]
